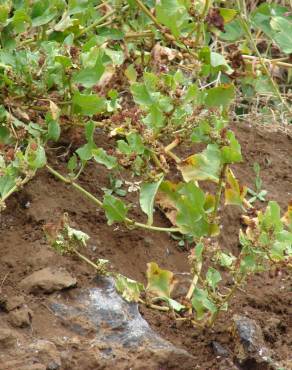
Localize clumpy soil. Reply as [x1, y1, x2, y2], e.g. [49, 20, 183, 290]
[0, 121, 291, 369]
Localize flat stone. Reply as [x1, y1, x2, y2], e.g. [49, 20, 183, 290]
[19, 267, 77, 294]
[8, 307, 32, 328]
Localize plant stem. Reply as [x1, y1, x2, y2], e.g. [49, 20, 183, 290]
[185, 260, 202, 300]
[139, 298, 170, 312]
[125, 31, 154, 39]
[46, 164, 180, 233]
[194, 0, 210, 46]
[210, 164, 227, 226]
[208, 276, 244, 327]
[242, 55, 292, 70]
[73, 249, 102, 271]
[77, 8, 116, 38]
[133, 0, 163, 30]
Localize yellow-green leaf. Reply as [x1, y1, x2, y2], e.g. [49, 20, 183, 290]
[146, 262, 175, 299]
[178, 144, 221, 183]
[224, 168, 247, 207]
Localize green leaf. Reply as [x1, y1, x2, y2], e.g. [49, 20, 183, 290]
[85, 121, 95, 143]
[210, 52, 233, 74]
[143, 105, 165, 132]
[72, 92, 105, 115]
[270, 16, 292, 54]
[55, 55, 72, 69]
[0, 5, 10, 24]
[178, 144, 221, 183]
[205, 84, 235, 108]
[221, 131, 242, 163]
[194, 242, 204, 263]
[159, 297, 185, 311]
[126, 132, 145, 154]
[47, 118, 61, 142]
[12, 9, 31, 33]
[218, 252, 235, 268]
[92, 148, 117, 169]
[191, 288, 217, 320]
[206, 267, 221, 291]
[115, 274, 144, 302]
[72, 64, 105, 88]
[156, 0, 189, 38]
[125, 64, 137, 83]
[0, 126, 10, 144]
[117, 132, 145, 155]
[76, 143, 94, 161]
[219, 19, 244, 41]
[140, 176, 164, 225]
[131, 83, 155, 106]
[259, 201, 283, 233]
[103, 194, 128, 225]
[146, 262, 174, 298]
[32, 8, 57, 27]
[67, 154, 77, 172]
[25, 143, 46, 169]
[176, 182, 212, 237]
[0, 175, 15, 198]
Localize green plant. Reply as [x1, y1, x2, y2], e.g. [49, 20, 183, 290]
[102, 174, 127, 197]
[247, 162, 268, 203]
[0, 0, 291, 329]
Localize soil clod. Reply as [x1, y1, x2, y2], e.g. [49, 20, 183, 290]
[19, 267, 77, 294]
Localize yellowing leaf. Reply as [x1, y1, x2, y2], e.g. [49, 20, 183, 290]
[146, 262, 175, 299]
[115, 274, 144, 302]
[219, 8, 237, 24]
[49, 100, 60, 120]
[224, 168, 247, 207]
[282, 202, 292, 231]
[178, 144, 221, 183]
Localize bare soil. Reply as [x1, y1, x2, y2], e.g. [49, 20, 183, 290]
[0, 121, 291, 369]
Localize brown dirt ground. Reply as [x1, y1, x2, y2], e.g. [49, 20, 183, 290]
[0, 121, 291, 369]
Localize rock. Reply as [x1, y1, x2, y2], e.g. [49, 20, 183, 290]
[8, 306, 32, 328]
[211, 341, 230, 358]
[29, 340, 61, 369]
[0, 328, 17, 349]
[233, 314, 276, 369]
[20, 267, 77, 294]
[50, 276, 195, 369]
[47, 361, 61, 370]
[1, 295, 25, 312]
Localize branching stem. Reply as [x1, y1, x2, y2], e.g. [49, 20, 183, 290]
[46, 164, 180, 233]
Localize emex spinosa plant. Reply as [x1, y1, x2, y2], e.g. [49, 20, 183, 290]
[0, 0, 291, 327]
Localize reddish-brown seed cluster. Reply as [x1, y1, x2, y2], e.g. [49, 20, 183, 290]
[206, 8, 225, 32]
